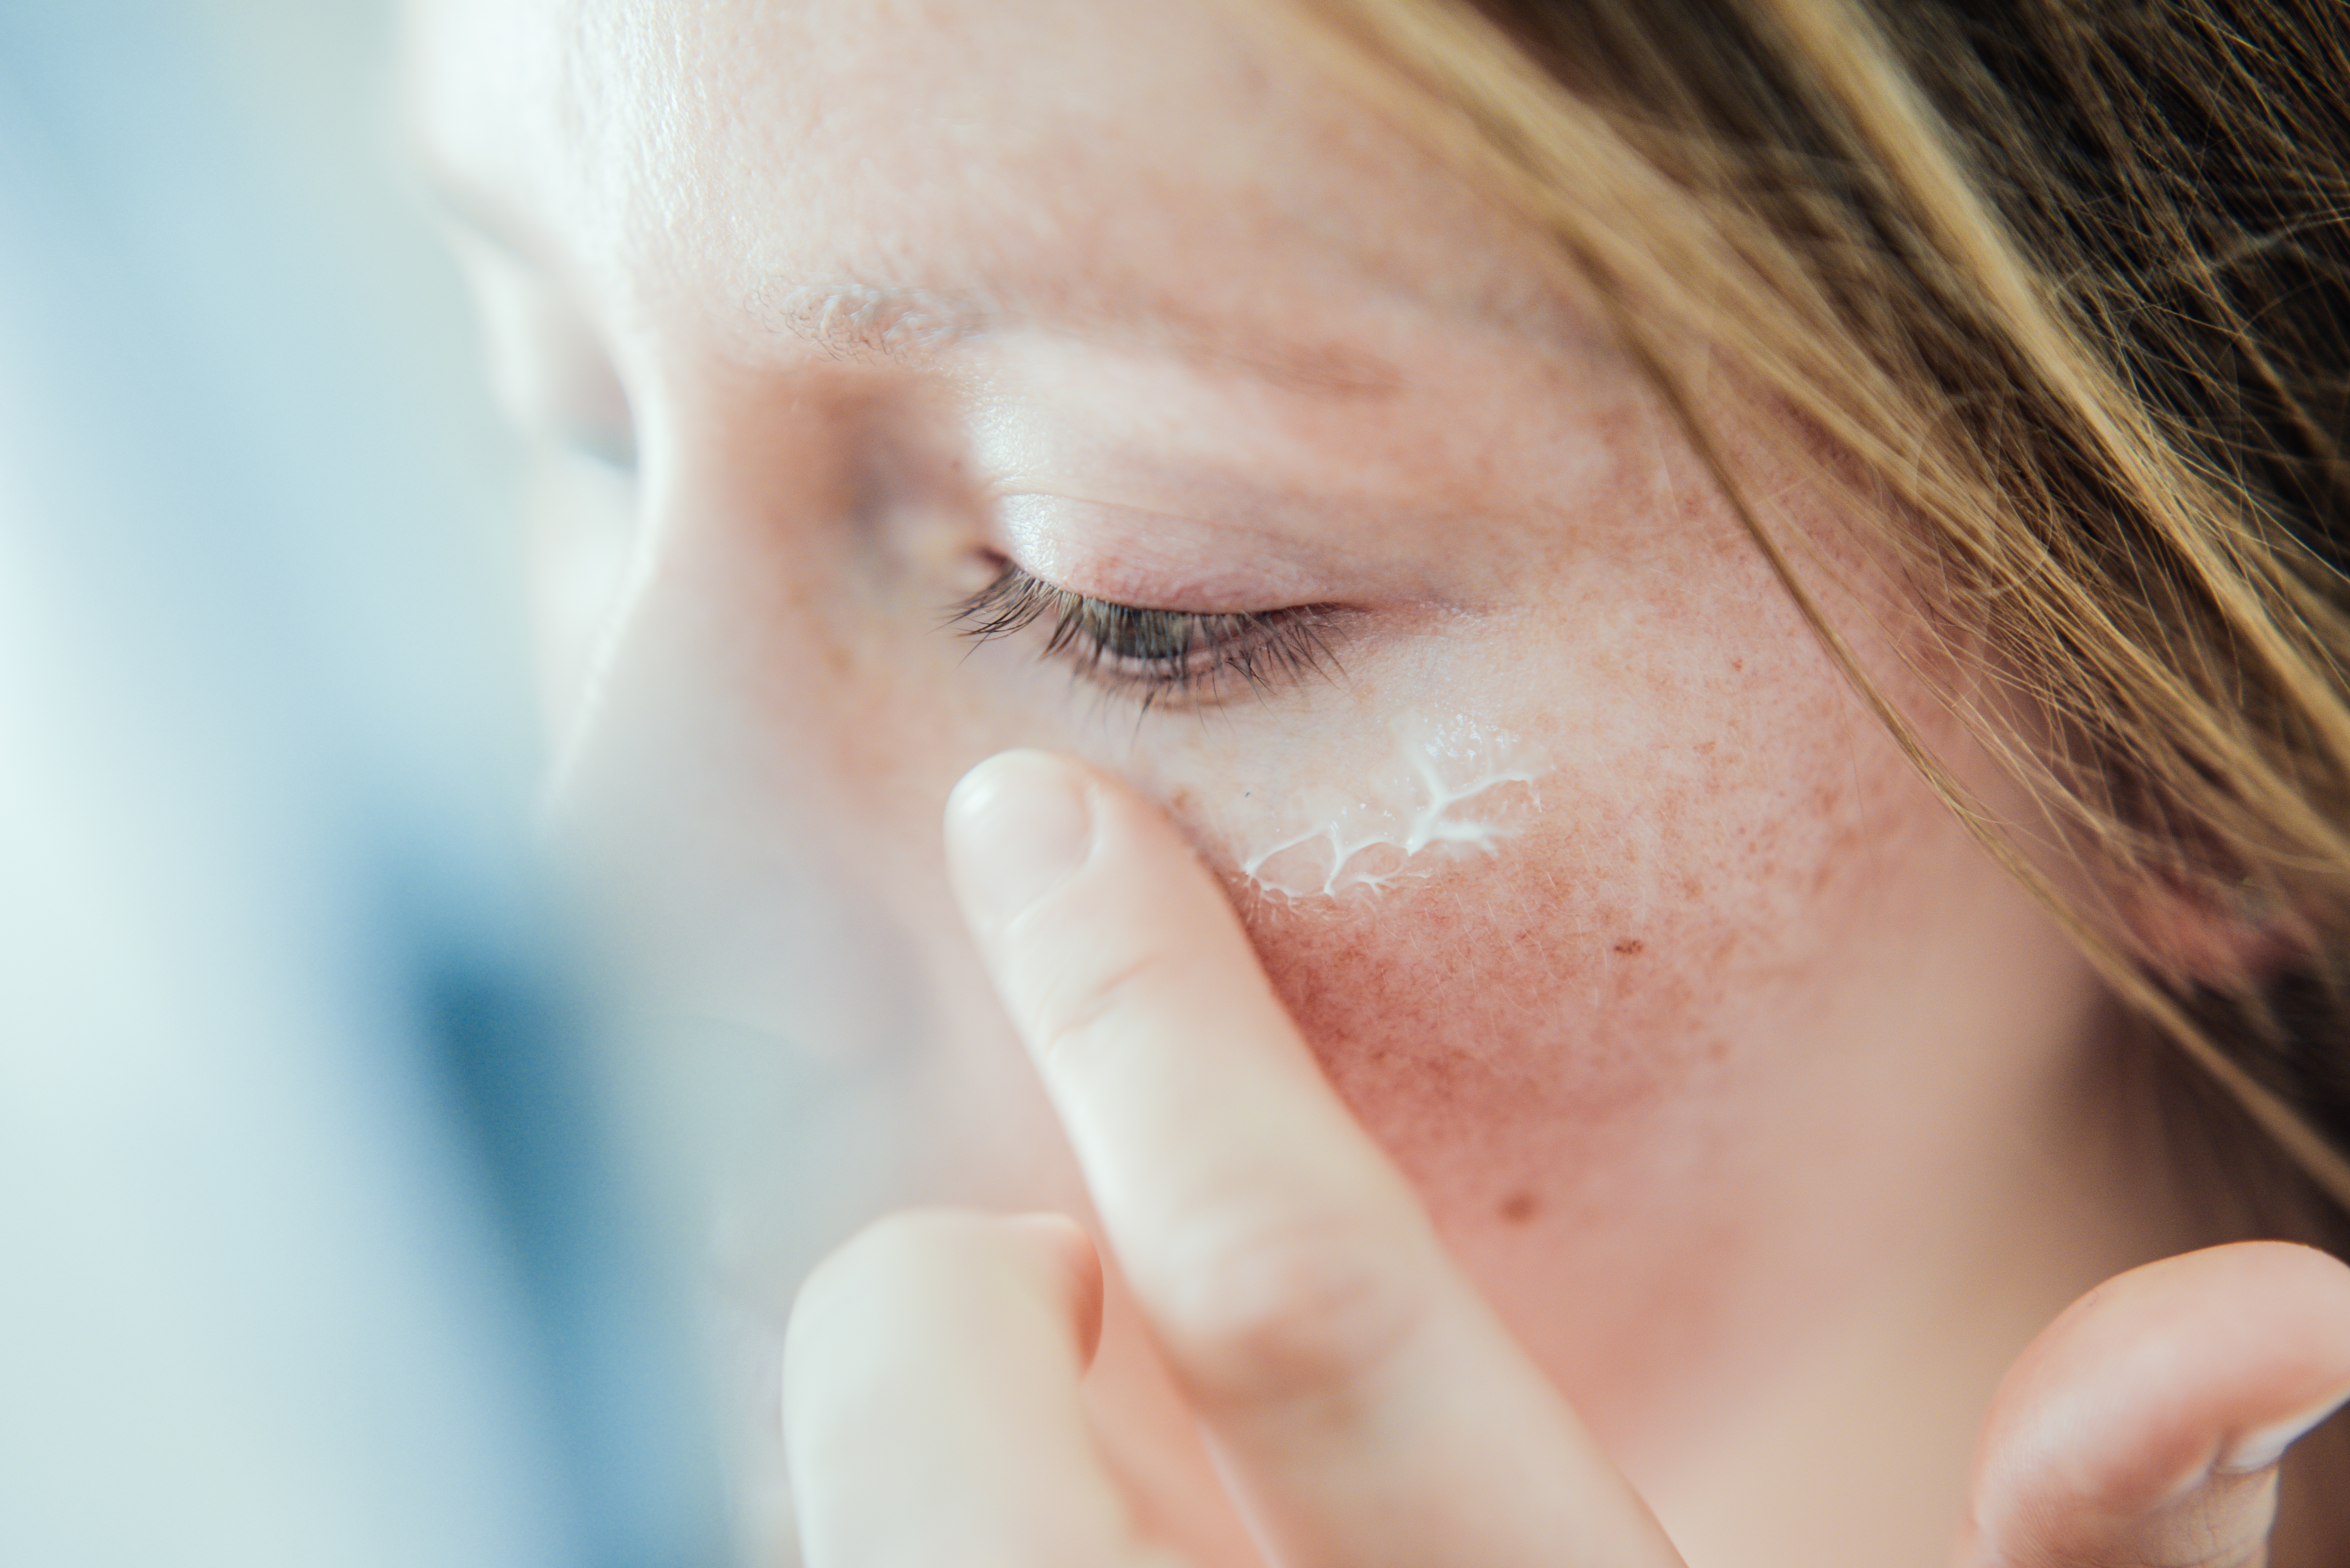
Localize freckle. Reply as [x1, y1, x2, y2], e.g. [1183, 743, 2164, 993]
[1612, 938, 1645, 956]
[1499, 1190, 1539, 1224]
[1171, 787, 1197, 814]
[1731, 657, 1746, 672]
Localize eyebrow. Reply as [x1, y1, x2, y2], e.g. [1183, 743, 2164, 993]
[422, 170, 1407, 400]
[757, 281, 989, 361]
[758, 277, 1408, 403]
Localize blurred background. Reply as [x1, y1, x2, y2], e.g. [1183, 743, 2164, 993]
[0, 3, 721, 1563]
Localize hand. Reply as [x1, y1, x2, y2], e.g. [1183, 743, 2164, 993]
[781, 750, 2350, 1567]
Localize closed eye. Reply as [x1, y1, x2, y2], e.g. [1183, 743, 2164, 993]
[947, 559, 1344, 710]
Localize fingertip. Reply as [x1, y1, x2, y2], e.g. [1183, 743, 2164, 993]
[2204, 1242, 2350, 1474]
[946, 747, 1082, 813]
[944, 750, 1097, 929]
[2157, 1242, 2350, 1475]
[786, 1209, 1108, 1389]
[2217, 1389, 2350, 1475]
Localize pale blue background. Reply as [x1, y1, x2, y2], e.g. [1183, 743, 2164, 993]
[0, 5, 719, 1564]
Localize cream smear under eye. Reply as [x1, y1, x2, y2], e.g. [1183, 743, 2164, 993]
[1238, 710, 1542, 900]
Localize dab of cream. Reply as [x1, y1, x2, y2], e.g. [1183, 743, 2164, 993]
[1239, 712, 1540, 900]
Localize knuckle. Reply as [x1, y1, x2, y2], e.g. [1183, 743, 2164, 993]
[1024, 943, 1165, 1069]
[1156, 1208, 1432, 1406]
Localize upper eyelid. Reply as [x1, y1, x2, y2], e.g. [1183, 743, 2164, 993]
[986, 491, 1338, 612]
[951, 559, 1244, 642]
[965, 557, 1332, 626]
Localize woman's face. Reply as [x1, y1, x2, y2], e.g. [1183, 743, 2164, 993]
[407, 0, 2148, 1522]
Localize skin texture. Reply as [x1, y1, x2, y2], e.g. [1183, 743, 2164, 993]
[403, 1, 2350, 1563]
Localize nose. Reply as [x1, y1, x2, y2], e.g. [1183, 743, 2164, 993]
[533, 371, 1001, 1288]
[535, 359, 1084, 1285]
[542, 363, 974, 1049]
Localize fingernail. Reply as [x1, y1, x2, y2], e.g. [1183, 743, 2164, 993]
[945, 751, 1094, 927]
[2217, 1390, 2350, 1474]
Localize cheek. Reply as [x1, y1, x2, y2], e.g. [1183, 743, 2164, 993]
[1179, 651, 1941, 1233]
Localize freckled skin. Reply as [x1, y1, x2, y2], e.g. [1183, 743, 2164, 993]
[407, 1, 2206, 1562]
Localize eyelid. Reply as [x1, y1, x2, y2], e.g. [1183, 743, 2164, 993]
[989, 491, 1334, 612]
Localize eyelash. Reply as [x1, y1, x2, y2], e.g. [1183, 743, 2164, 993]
[948, 560, 1342, 708]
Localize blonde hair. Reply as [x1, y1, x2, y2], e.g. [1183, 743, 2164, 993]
[1265, 0, 2350, 1219]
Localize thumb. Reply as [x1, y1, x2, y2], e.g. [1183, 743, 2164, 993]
[1959, 1240, 2350, 1568]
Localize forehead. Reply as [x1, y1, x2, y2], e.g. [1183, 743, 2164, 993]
[402, 0, 1576, 364]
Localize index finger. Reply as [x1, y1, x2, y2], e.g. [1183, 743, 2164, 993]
[945, 750, 1683, 1568]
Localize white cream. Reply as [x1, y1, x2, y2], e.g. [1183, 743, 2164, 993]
[1238, 711, 1541, 900]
